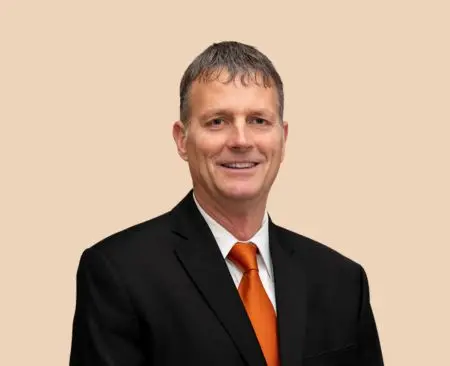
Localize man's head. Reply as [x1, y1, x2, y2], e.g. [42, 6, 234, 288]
[173, 41, 288, 209]
[179, 41, 284, 125]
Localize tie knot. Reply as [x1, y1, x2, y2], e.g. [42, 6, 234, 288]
[228, 242, 258, 273]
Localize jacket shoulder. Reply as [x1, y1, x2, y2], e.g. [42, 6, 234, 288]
[85, 210, 173, 259]
[275, 225, 362, 273]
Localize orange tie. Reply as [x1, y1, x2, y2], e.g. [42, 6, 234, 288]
[228, 242, 279, 366]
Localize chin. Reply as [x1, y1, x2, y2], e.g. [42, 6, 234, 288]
[218, 186, 262, 202]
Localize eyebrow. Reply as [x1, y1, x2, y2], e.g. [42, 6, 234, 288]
[199, 108, 277, 121]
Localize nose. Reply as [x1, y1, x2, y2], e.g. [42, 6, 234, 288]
[227, 120, 252, 150]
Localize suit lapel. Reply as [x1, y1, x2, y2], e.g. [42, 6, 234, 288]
[171, 191, 267, 366]
[269, 219, 308, 366]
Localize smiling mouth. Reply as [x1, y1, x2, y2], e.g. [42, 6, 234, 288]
[219, 162, 259, 169]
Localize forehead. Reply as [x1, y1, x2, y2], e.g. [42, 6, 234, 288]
[188, 70, 279, 116]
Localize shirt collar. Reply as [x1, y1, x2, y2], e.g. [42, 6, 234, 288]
[193, 192, 273, 279]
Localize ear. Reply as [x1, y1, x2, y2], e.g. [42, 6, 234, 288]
[281, 120, 289, 162]
[172, 120, 189, 161]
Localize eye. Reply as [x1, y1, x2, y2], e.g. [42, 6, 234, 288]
[207, 118, 225, 127]
[250, 117, 267, 125]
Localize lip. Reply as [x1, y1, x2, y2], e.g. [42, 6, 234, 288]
[217, 160, 261, 165]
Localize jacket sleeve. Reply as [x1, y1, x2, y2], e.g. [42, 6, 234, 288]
[69, 247, 148, 366]
[356, 265, 385, 365]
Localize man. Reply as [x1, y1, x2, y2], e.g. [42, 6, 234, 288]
[69, 41, 384, 365]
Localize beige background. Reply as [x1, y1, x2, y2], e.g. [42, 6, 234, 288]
[1, 1, 449, 365]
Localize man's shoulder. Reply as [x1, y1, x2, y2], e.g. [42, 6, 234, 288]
[274, 224, 362, 274]
[85, 210, 174, 260]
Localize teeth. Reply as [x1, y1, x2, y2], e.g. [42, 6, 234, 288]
[222, 162, 257, 169]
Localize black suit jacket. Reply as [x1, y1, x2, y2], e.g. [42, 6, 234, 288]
[69, 190, 384, 365]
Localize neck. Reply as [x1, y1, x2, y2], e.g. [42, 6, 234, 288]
[193, 188, 267, 241]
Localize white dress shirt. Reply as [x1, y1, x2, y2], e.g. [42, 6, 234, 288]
[193, 193, 277, 312]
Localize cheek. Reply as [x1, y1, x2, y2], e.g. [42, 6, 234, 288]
[257, 136, 285, 159]
[187, 136, 221, 164]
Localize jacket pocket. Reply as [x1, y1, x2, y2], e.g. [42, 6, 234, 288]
[303, 344, 357, 366]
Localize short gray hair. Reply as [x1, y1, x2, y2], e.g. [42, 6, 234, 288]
[179, 41, 284, 124]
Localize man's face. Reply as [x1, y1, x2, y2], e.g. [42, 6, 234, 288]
[173, 71, 288, 206]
